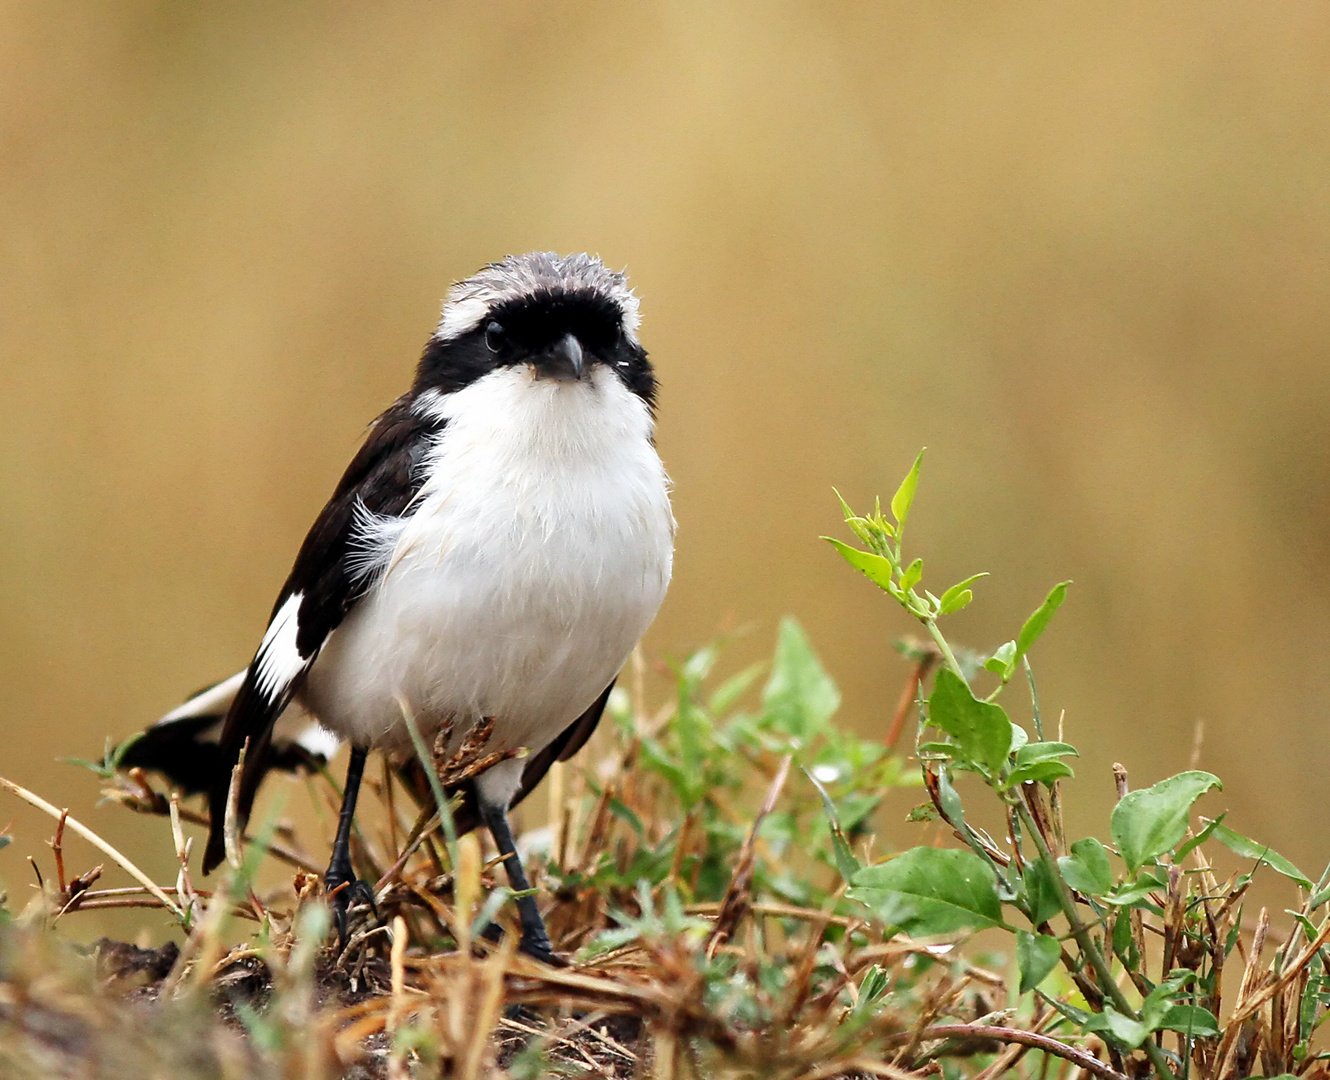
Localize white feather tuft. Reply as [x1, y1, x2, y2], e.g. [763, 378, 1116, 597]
[254, 592, 307, 700]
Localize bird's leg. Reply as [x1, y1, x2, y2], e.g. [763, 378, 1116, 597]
[325, 745, 377, 945]
[479, 799, 559, 965]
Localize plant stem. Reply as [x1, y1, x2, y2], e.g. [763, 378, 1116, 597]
[1015, 800, 1178, 1080]
[922, 617, 965, 682]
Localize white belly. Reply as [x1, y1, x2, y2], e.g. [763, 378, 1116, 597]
[301, 364, 673, 766]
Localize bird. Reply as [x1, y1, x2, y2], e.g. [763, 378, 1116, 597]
[118, 252, 675, 961]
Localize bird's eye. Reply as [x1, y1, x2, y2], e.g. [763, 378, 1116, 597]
[484, 321, 505, 352]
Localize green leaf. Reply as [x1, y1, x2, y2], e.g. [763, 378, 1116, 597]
[1084, 1008, 1149, 1050]
[927, 668, 1015, 778]
[1012, 582, 1070, 669]
[608, 798, 645, 841]
[900, 558, 923, 592]
[1153, 1004, 1220, 1039]
[891, 448, 925, 529]
[1014, 742, 1080, 767]
[804, 767, 862, 883]
[825, 538, 898, 594]
[762, 618, 841, 744]
[938, 573, 988, 617]
[984, 640, 1017, 676]
[848, 847, 1004, 936]
[1203, 819, 1313, 889]
[1007, 761, 1074, 787]
[1017, 931, 1062, 993]
[1104, 866, 1168, 908]
[1020, 860, 1063, 926]
[935, 769, 966, 831]
[708, 660, 765, 715]
[1174, 814, 1223, 864]
[1111, 771, 1223, 872]
[937, 589, 971, 616]
[1057, 838, 1114, 896]
[1009, 739, 1078, 785]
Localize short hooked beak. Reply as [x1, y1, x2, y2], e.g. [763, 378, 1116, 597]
[541, 332, 585, 381]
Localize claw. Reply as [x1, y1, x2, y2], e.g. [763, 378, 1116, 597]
[326, 873, 378, 947]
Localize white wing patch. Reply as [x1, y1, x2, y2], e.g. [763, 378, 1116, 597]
[293, 722, 340, 762]
[254, 592, 308, 700]
[157, 669, 247, 725]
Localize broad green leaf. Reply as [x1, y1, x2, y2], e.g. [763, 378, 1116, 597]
[1017, 931, 1062, 993]
[1104, 866, 1169, 908]
[890, 448, 925, 528]
[1009, 738, 1078, 784]
[938, 573, 988, 616]
[984, 640, 1017, 676]
[1057, 838, 1114, 896]
[1140, 971, 1195, 1028]
[1012, 582, 1070, 668]
[849, 847, 1004, 935]
[1084, 1008, 1148, 1050]
[1014, 742, 1080, 767]
[927, 668, 1015, 778]
[1154, 1004, 1220, 1038]
[762, 618, 840, 744]
[1008, 760, 1074, 787]
[1110, 771, 1222, 873]
[825, 538, 897, 595]
[1020, 860, 1063, 926]
[1203, 819, 1313, 889]
[938, 589, 973, 616]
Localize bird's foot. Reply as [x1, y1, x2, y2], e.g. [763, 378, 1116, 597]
[325, 867, 378, 947]
[477, 919, 566, 966]
[516, 922, 566, 967]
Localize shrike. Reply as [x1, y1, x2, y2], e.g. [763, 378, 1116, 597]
[122, 253, 674, 961]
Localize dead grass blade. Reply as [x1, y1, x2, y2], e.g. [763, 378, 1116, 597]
[0, 776, 183, 919]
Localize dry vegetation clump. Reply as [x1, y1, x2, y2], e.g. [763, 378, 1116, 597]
[2, 455, 1328, 1079]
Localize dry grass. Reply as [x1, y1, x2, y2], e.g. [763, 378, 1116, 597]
[1, 636, 1328, 1079]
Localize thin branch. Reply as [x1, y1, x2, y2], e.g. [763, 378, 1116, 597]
[0, 776, 183, 918]
[888, 1024, 1127, 1080]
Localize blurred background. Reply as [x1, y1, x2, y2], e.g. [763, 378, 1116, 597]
[2, 2, 1328, 932]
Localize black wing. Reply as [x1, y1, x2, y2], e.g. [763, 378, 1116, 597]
[202, 394, 437, 872]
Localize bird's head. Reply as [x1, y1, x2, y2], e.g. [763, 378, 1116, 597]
[416, 252, 655, 406]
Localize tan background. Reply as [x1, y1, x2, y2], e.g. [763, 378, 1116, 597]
[2, 3, 1328, 927]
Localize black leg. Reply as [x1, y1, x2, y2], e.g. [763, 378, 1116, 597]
[325, 745, 377, 945]
[479, 799, 559, 964]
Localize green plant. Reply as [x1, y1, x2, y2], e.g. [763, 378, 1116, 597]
[829, 449, 1330, 1080]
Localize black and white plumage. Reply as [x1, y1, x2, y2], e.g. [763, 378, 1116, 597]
[121, 253, 674, 959]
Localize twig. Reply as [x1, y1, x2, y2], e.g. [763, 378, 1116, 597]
[885, 1024, 1127, 1080]
[0, 776, 183, 918]
[886, 648, 938, 751]
[705, 753, 792, 956]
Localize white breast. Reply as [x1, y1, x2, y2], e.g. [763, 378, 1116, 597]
[302, 364, 674, 768]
